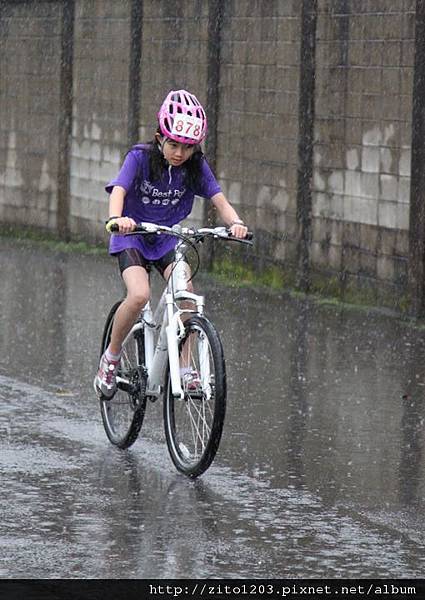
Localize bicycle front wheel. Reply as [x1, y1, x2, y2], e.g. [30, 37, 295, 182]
[99, 301, 147, 449]
[163, 315, 226, 477]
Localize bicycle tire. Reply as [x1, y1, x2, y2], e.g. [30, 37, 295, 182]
[98, 301, 147, 449]
[163, 315, 226, 477]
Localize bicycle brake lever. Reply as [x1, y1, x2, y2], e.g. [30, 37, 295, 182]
[171, 224, 182, 235]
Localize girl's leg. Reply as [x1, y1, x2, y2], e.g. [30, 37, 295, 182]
[108, 265, 150, 355]
[95, 265, 150, 398]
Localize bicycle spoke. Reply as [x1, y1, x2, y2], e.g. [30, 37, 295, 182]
[185, 395, 212, 456]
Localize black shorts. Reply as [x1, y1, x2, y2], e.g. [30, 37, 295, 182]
[116, 248, 176, 277]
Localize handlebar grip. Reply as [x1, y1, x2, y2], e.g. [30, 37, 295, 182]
[106, 220, 119, 233]
[228, 230, 254, 241]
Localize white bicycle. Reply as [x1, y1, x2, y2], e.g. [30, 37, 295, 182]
[98, 222, 252, 477]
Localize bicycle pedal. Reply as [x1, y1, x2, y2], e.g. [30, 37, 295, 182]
[94, 380, 113, 401]
[95, 388, 115, 402]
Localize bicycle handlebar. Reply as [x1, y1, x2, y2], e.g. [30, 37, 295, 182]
[106, 220, 254, 245]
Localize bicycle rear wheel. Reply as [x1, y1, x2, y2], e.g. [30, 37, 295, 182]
[163, 315, 226, 477]
[99, 301, 147, 449]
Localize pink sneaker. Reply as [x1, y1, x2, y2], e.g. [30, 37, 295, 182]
[94, 353, 120, 398]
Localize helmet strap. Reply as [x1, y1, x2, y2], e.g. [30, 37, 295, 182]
[157, 137, 172, 168]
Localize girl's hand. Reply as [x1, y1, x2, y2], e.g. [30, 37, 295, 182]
[109, 216, 137, 234]
[229, 221, 248, 239]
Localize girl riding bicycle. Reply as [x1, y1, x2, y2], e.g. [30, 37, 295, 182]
[94, 89, 248, 399]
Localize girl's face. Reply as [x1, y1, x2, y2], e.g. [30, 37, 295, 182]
[157, 135, 195, 166]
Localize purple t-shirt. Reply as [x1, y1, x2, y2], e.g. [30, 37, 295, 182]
[106, 144, 221, 260]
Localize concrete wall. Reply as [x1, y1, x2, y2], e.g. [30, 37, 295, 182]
[0, 0, 422, 310]
[70, 0, 132, 240]
[0, 1, 63, 230]
[217, 0, 301, 268]
[312, 0, 415, 303]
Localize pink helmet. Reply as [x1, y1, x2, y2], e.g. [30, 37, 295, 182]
[157, 89, 207, 145]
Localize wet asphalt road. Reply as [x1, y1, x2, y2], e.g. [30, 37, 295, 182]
[1, 237, 425, 578]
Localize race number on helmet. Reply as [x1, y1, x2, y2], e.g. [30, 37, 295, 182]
[157, 90, 208, 145]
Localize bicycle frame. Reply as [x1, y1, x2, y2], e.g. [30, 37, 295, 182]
[117, 240, 205, 400]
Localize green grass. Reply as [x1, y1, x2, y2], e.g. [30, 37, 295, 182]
[210, 255, 425, 326]
[0, 226, 107, 255]
[211, 256, 288, 290]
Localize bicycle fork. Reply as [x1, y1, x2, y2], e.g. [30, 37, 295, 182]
[143, 293, 186, 400]
[166, 293, 186, 399]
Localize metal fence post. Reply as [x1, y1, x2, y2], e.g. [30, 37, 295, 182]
[57, 0, 74, 240]
[296, 0, 317, 292]
[128, 0, 143, 146]
[203, 0, 223, 269]
[408, 0, 425, 317]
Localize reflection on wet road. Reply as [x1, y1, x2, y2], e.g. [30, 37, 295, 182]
[1, 238, 425, 578]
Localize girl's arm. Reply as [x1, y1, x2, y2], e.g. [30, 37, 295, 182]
[211, 192, 248, 238]
[108, 186, 136, 233]
[109, 185, 125, 218]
